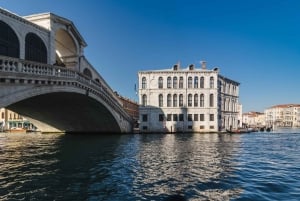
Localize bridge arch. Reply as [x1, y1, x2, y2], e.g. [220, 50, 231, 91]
[55, 28, 78, 68]
[25, 32, 47, 63]
[0, 20, 20, 58]
[3, 85, 122, 133]
[83, 68, 93, 79]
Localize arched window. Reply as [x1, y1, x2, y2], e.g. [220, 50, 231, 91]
[173, 77, 178, 88]
[142, 94, 147, 106]
[210, 93, 214, 107]
[158, 77, 163, 88]
[25, 33, 47, 63]
[0, 21, 19, 58]
[194, 77, 198, 88]
[200, 76, 205, 88]
[210, 76, 214, 88]
[173, 94, 177, 107]
[194, 94, 198, 107]
[142, 77, 146, 89]
[188, 94, 192, 107]
[179, 76, 184, 88]
[167, 77, 172, 88]
[159, 94, 163, 107]
[179, 94, 183, 107]
[188, 77, 192, 88]
[167, 94, 172, 107]
[83, 68, 92, 78]
[200, 94, 204, 107]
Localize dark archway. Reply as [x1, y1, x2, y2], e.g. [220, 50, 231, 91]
[83, 68, 92, 79]
[0, 20, 20, 58]
[25, 32, 47, 63]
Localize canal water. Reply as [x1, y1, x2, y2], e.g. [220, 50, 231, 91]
[0, 131, 300, 201]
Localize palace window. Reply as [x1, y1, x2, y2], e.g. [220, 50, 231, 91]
[200, 94, 204, 107]
[194, 94, 198, 107]
[210, 76, 214, 88]
[173, 94, 177, 107]
[200, 76, 204, 88]
[173, 114, 178, 121]
[167, 77, 171, 88]
[188, 77, 192, 88]
[194, 114, 198, 121]
[209, 94, 214, 107]
[200, 114, 205, 121]
[179, 77, 184, 88]
[142, 114, 148, 122]
[142, 77, 147, 89]
[159, 114, 164, 121]
[173, 77, 178, 88]
[210, 114, 214, 121]
[167, 94, 172, 107]
[179, 94, 183, 107]
[188, 94, 192, 107]
[188, 114, 193, 121]
[142, 94, 147, 106]
[159, 94, 163, 107]
[158, 77, 163, 88]
[179, 114, 184, 121]
[167, 114, 172, 121]
[194, 77, 198, 88]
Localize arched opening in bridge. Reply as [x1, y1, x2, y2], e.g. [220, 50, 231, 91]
[83, 68, 92, 79]
[0, 20, 20, 58]
[55, 29, 77, 68]
[25, 33, 47, 63]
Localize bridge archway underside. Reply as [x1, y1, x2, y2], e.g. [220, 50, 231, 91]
[8, 92, 121, 133]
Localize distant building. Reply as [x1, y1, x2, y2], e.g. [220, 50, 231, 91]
[0, 108, 35, 131]
[116, 94, 139, 126]
[138, 62, 240, 133]
[265, 104, 300, 128]
[242, 111, 265, 128]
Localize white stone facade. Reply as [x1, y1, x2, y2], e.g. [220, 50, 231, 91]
[138, 63, 240, 133]
[265, 104, 300, 128]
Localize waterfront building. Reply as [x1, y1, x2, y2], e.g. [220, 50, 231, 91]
[242, 111, 265, 128]
[138, 62, 240, 133]
[0, 108, 35, 131]
[265, 104, 300, 128]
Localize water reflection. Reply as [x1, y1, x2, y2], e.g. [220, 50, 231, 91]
[129, 134, 243, 200]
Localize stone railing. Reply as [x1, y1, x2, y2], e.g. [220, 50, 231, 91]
[0, 55, 131, 121]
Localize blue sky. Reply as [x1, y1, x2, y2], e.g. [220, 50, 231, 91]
[1, 0, 300, 112]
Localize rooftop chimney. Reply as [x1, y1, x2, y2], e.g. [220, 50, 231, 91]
[201, 61, 207, 69]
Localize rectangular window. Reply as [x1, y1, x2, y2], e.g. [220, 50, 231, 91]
[1, 112, 4, 119]
[173, 114, 178, 121]
[210, 114, 214, 121]
[142, 114, 148, 122]
[142, 126, 148, 130]
[179, 114, 184, 121]
[200, 126, 205, 129]
[188, 125, 193, 129]
[200, 114, 204, 121]
[210, 126, 214, 129]
[194, 114, 198, 121]
[159, 114, 164, 122]
[167, 114, 172, 121]
[188, 114, 193, 121]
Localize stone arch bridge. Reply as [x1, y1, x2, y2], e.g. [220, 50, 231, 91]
[0, 8, 132, 133]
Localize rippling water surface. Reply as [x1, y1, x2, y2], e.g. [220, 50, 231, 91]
[0, 131, 300, 201]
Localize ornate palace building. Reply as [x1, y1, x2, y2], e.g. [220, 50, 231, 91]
[138, 62, 240, 133]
